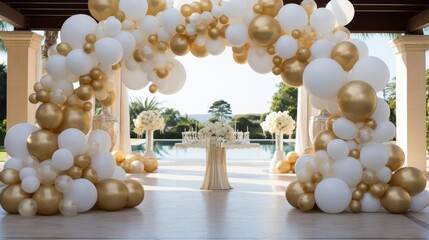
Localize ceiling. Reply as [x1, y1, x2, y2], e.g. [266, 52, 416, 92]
[0, 0, 428, 33]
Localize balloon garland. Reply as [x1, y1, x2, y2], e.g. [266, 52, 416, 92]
[1, 0, 428, 216]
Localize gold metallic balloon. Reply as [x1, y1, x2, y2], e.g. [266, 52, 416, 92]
[253, 3, 263, 14]
[82, 167, 98, 184]
[190, 43, 209, 58]
[112, 62, 121, 71]
[281, 57, 307, 87]
[296, 47, 311, 61]
[0, 169, 21, 185]
[170, 34, 190, 56]
[112, 150, 126, 164]
[149, 84, 158, 94]
[56, 106, 92, 134]
[301, 0, 317, 16]
[0, 184, 32, 213]
[83, 43, 94, 54]
[311, 172, 323, 183]
[291, 29, 302, 39]
[33, 82, 44, 92]
[36, 102, 63, 130]
[313, 130, 337, 151]
[196, 24, 207, 35]
[381, 186, 411, 214]
[364, 118, 377, 130]
[134, 49, 145, 63]
[357, 182, 369, 192]
[383, 143, 405, 172]
[147, 0, 166, 16]
[36, 89, 50, 103]
[56, 42, 72, 56]
[362, 169, 377, 185]
[114, 10, 125, 21]
[82, 102, 93, 112]
[96, 179, 128, 211]
[124, 179, 145, 208]
[191, 2, 202, 13]
[74, 154, 91, 169]
[68, 166, 83, 179]
[232, 44, 249, 55]
[349, 200, 361, 213]
[352, 189, 364, 201]
[32, 185, 62, 215]
[276, 160, 291, 173]
[90, 68, 103, 80]
[297, 193, 315, 211]
[370, 182, 386, 198]
[148, 34, 158, 45]
[156, 68, 169, 79]
[285, 181, 305, 209]
[248, 15, 281, 47]
[302, 146, 315, 155]
[233, 53, 248, 64]
[219, 15, 229, 25]
[126, 152, 145, 162]
[200, 0, 212, 12]
[76, 84, 94, 101]
[176, 24, 186, 34]
[89, 78, 104, 91]
[349, 149, 360, 159]
[120, 160, 132, 172]
[267, 45, 276, 55]
[99, 91, 115, 107]
[29, 93, 39, 104]
[88, 0, 119, 21]
[27, 130, 58, 161]
[337, 81, 377, 122]
[303, 181, 315, 193]
[331, 41, 359, 71]
[272, 56, 283, 66]
[80, 74, 92, 84]
[286, 151, 300, 164]
[208, 27, 220, 40]
[85, 34, 97, 44]
[390, 167, 426, 195]
[157, 41, 169, 53]
[144, 157, 158, 172]
[272, 66, 282, 75]
[258, 0, 283, 16]
[180, 4, 193, 17]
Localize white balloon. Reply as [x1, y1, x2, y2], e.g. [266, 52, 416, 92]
[58, 128, 88, 157]
[303, 58, 347, 99]
[225, 24, 248, 47]
[410, 190, 429, 212]
[360, 143, 388, 170]
[189, 13, 202, 25]
[46, 55, 69, 79]
[21, 176, 40, 193]
[315, 178, 351, 213]
[47, 44, 58, 57]
[158, 27, 172, 42]
[326, 98, 341, 115]
[132, 29, 144, 44]
[4, 157, 23, 171]
[374, 121, 396, 142]
[125, 58, 140, 71]
[63, 179, 97, 212]
[211, 5, 223, 17]
[297, 168, 312, 182]
[104, 16, 122, 36]
[311, 39, 335, 59]
[113, 31, 136, 59]
[206, 39, 226, 55]
[55, 175, 74, 193]
[52, 149, 74, 171]
[90, 150, 116, 181]
[371, 98, 390, 123]
[361, 192, 382, 212]
[327, 139, 349, 160]
[310, 95, 328, 110]
[65, 49, 93, 76]
[110, 166, 127, 181]
[222, 0, 248, 20]
[88, 130, 112, 152]
[376, 166, 392, 183]
[349, 39, 368, 58]
[247, 47, 272, 74]
[4, 123, 39, 159]
[346, 140, 357, 151]
[121, 67, 150, 90]
[310, 8, 336, 35]
[159, 8, 184, 33]
[326, 0, 355, 26]
[333, 117, 357, 140]
[94, 38, 124, 66]
[333, 157, 363, 187]
[19, 167, 37, 180]
[139, 15, 161, 35]
[60, 14, 98, 49]
[53, 79, 74, 97]
[119, 0, 148, 20]
[275, 35, 298, 59]
[294, 154, 314, 173]
[155, 59, 187, 95]
[352, 56, 390, 92]
[277, 4, 308, 33]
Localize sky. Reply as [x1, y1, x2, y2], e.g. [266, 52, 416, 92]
[1, 34, 428, 115]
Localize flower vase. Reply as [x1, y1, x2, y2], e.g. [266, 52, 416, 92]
[269, 132, 286, 172]
[309, 109, 331, 144]
[143, 129, 155, 158]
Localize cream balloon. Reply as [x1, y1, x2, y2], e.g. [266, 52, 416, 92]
[60, 14, 98, 49]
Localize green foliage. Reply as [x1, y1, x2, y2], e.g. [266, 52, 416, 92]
[383, 77, 396, 125]
[231, 114, 267, 139]
[270, 82, 298, 121]
[208, 100, 232, 121]
[0, 119, 6, 145]
[162, 108, 181, 128]
[129, 97, 164, 138]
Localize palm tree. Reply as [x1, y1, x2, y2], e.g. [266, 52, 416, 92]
[129, 96, 164, 137]
[0, 20, 12, 52]
[161, 108, 181, 129]
[41, 31, 58, 65]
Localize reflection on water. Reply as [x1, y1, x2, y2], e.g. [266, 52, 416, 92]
[131, 140, 295, 160]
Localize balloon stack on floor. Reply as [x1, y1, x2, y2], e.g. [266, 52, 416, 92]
[113, 151, 159, 173]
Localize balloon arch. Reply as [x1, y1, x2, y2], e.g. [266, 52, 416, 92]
[1, 0, 428, 216]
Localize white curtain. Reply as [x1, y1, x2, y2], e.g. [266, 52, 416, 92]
[295, 86, 319, 153]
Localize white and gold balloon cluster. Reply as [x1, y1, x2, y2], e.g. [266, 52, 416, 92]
[113, 151, 159, 173]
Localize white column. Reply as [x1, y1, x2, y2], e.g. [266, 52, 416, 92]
[295, 86, 319, 153]
[391, 35, 429, 172]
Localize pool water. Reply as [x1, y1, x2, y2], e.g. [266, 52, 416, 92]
[131, 139, 296, 160]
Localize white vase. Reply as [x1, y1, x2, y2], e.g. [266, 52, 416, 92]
[269, 132, 286, 172]
[309, 109, 331, 144]
[143, 129, 155, 158]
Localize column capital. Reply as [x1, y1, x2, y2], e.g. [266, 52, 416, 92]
[391, 35, 429, 54]
[0, 31, 43, 50]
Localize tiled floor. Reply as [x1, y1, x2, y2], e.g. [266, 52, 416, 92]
[0, 158, 428, 240]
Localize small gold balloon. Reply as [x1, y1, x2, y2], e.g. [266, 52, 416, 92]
[357, 182, 369, 192]
[390, 167, 426, 196]
[83, 43, 94, 54]
[96, 179, 128, 211]
[303, 181, 315, 193]
[233, 53, 248, 64]
[311, 172, 323, 183]
[232, 44, 249, 55]
[370, 182, 386, 198]
[170, 34, 190, 56]
[286, 151, 300, 164]
[85, 34, 97, 44]
[352, 189, 364, 200]
[180, 4, 193, 17]
[90, 68, 103, 80]
[285, 181, 305, 209]
[209, 17, 218, 27]
[267, 45, 276, 55]
[27, 130, 58, 161]
[364, 118, 377, 130]
[35, 102, 63, 131]
[112, 150, 126, 164]
[384, 143, 405, 172]
[0, 169, 20, 185]
[196, 24, 207, 35]
[126, 152, 145, 162]
[76, 84, 94, 101]
[253, 3, 263, 14]
[331, 41, 359, 71]
[200, 0, 212, 12]
[36, 89, 50, 103]
[112, 62, 121, 70]
[33, 82, 44, 92]
[79, 74, 92, 84]
[149, 84, 158, 94]
[313, 130, 337, 151]
[301, 0, 317, 16]
[272, 56, 283, 66]
[276, 160, 291, 173]
[91, 79, 104, 91]
[381, 186, 411, 214]
[144, 157, 158, 172]
[326, 115, 340, 131]
[157, 42, 169, 53]
[349, 200, 361, 213]
[29, 93, 39, 104]
[362, 169, 378, 185]
[296, 47, 311, 61]
[248, 15, 281, 47]
[281, 57, 307, 87]
[82, 167, 98, 184]
[148, 34, 158, 45]
[302, 146, 315, 155]
[32, 185, 62, 215]
[337, 81, 377, 122]
[272, 66, 282, 75]
[297, 193, 315, 211]
[220, 24, 229, 38]
[134, 49, 145, 62]
[74, 154, 91, 169]
[208, 27, 220, 40]
[156, 68, 169, 79]
[191, 2, 202, 13]
[120, 160, 132, 172]
[147, 0, 166, 16]
[176, 24, 186, 34]
[190, 43, 209, 58]
[291, 29, 302, 39]
[68, 166, 83, 179]
[99, 91, 116, 107]
[349, 149, 360, 159]
[124, 179, 145, 208]
[56, 42, 72, 56]
[258, 0, 283, 16]
[219, 15, 229, 24]
[88, 0, 119, 21]
[56, 106, 92, 134]
[0, 184, 31, 213]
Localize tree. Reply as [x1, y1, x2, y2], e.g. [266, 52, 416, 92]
[270, 82, 298, 121]
[0, 20, 12, 52]
[208, 100, 232, 121]
[383, 77, 396, 124]
[0, 63, 6, 122]
[162, 108, 181, 128]
[41, 31, 59, 66]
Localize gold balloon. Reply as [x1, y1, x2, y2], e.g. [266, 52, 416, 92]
[176, 24, 186, 34]
[85, 34, 97, 44]
[370, 182, 386, 198]
[208, 27, 220, 40]
[272, 66, 282, 75]
[0, 169, 20, 185]
[267, 45, 276, 55]
[157, 41, 169, 53]
[297, 193, 315, 211]
[209, 17, 218, 27]
[82, 167, 98, 184]
[313, 130, 337, 151]
[36, 102, 63, 130]
[390, 167, 426, 195]
[219, 15, 229, 25]
[349, 200, 361, 213]
[196, 24, 207, 35]
[112, 150, 126, 164]
[381, 186, 411, 214]
[248, 15, 281, 47]
[301, 0, 317, 16]
[29, 93, 39, 104]
[253, 3, 263, 14]
[124, 179, 145, 208]
[134, 49, 145, 62]
[357, 182, 369, 192]
[331, 41, 359, 71]
[352, 189, 363, 200]
[148, 34, 158, 45]
[200, 0, 212, 12]
[311, 172, 323, 183]
[258, 0, 283, 16]
[36, 89, 50, 103]
[83, 43, 94, 54]
[337, 81, 377, 122]
[74, 154, 91, 169]
[276, 160, 291, 173]
[32, 185, 62, 215]
[272, 56, 283, 66]
[349, 149, 360, 159]
[156, 68, 169, 79]
[80, 74, 92, 84]
[90, 68, 103, 80]
[362, 169, 377, 185]
[149, 84, 158, 94]
[291, 29, 302, 39]
[364, 118, 377, 130]
[56, 106, 92, 134]
[232, 44, 249, 55]
[170, 34, 190, 56]
[297, 47, 311, 61]
[0, 184, 32, 213]
[27, 130, 58, 161]
[302, 146, 315, 154]
[82, 102, 93, 112]
[99, 91, 115, 107]
[191, 2, 202, 13]
[233, 53, 248, 64]
[68, 166, 83, 179]
[384, 143, 405, 172]
[281, 57, 307, 87]
[180, 4, 193, 17]
[56, 42, 72, 56]
[33, 82, 44, 92]
[190, 43, 209, 58]
[96, 179, 128, 211]
[88, 0, 119, 21]
[285, 181, 305, 209]
[76, 84, 94, 101]
[144, 157, 159, 172]
[126, 153, 144, 163]
[286, 151, 300, 164]
[120, 160, 132, 172]
[303, 181, 315, 193]
[147, 0, 166, 16]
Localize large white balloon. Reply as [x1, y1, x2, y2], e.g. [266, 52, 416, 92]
[60, 14, 98, 49]
[139, 16, 161, 35]
[326, 98, 341, 115]
[65, 49, 93, 76]
[225, 24, 248, 47]
[370, 98, 391, 124]
[222, 0, 248, 20]
[4, 123, 39, 159]
[94, 38, 124, 66]
[21, 176, 40, 193]
[310, 95, 328, 110]
[360, 143, 388, 170]
[104, 16, 122, 36]
[310, 8, 336, 35]
[206, 39, 226, 56]
[352, 56, 390, 92]
[46, 55, 69, 79]
[377, 166, 392, 183]
[159, 8, 184, 33]
[326, 0, 355, 26]
[52, 148, 74, 171]
[119, 0, 148, 20]
[275, 35, 298, 59]
[410, 190, 429, 212]
[361, 192, 382, 212]
[90, 150, 116, 181]
[374, 121, 396, 142]
[294, 154, 314, 173]
[247, 47, 272, 74]
[327, 139, 349, 160]
[63, 179, 97, 212]
[315, 178, 351, 213]
[19, 167, 37, 180]
[121, 67, 150, 90]
[349, 38, 369, 59]
[88, 130, 112, 152]
[333, 157, 363, 187]
[277, 4, 308, 33]
[303, 58, 347, 99]
[113, 31, 136, 60]
[110, 166, 127, 181]
[58, 128, 87, 157]
[155, 59, 187, 95]
[4, 157, 23, 170]
[311, 39, 335, 59]
[53, 79, 74, 97]
[332, 117, 357, 140]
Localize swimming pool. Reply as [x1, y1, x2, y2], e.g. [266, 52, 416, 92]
[131, 139, 296, 160]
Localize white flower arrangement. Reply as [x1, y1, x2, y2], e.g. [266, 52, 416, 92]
[133, 110, 165, 135]
[261, 111, 296, 135]
[199, 121, 234, 141]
